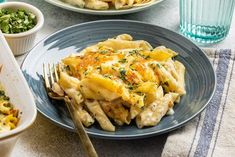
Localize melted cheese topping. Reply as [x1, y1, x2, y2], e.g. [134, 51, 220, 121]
[57, 34, 185, 130]
[62, 44, 172, 108]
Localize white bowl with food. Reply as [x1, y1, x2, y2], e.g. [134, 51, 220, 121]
[45, 0, 164, 15]
[0, 2, 44, 56]
[0, 32, 37, 156]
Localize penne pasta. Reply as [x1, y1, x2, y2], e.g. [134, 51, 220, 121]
[136, 92, 179, 128]
[154, 63, 185, 95]
[134, 82, 159, 105]
[69, 98, 95, 127]
[163, 59, 179, 81]
[100, 101, 130, 125]
[116, 34, 133, 41]
[85, 0, 109, 10]
[59, 71, 80, 90]
[130, 105, 142, 119]
[174, 61, 186, 95]
[98, 39, 153, 51]
[62, 88, 95, 127]
[79, 77, 121, 101]
[57, 34, 186, 131]
[85, 100, 115, 131]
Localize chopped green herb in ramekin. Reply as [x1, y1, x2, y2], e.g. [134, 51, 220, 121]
[0, 8, 36, 34]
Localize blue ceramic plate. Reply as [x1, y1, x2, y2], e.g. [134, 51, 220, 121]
[45, 0, 164, 15]
[21, 20, 216, 139]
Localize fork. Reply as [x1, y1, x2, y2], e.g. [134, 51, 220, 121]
[43, 63, 98, 157]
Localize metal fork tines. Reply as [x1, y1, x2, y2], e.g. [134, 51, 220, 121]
[42, 63, 98, 157]
[43, 63, 59, 90]
[43, 63, 64, 99]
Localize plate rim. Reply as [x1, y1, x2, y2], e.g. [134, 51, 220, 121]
[21, 20, 217, 139]
[44, 0, 164, 15]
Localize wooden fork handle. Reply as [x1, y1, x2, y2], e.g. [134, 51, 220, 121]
[65, 99, 98, 157]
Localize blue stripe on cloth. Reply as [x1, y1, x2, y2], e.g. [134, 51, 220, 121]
[187, 51, 218, 157]
[211, 53, 235, 156]
[194, 49, 231, 157]
[187, 52, 218, 157]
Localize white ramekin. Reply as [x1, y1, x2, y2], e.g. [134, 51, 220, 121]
[0, 2, 44, 56]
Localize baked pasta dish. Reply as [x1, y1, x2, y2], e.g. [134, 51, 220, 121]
[0, 87, 19, 133]
[56, 34, 186, 131]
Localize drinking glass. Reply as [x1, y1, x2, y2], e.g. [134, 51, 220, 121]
[180, 0, 235, 44]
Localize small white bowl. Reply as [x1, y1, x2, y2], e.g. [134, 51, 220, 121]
[0, 2, 44, 56]
[0, 31, 37, 156]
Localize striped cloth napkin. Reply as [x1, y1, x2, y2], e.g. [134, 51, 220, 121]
[162, 49, 235, 157]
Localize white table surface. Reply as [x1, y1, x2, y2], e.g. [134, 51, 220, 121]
[8, 0, 235, 156]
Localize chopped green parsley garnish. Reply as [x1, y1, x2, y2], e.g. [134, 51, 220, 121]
[156, 63, 161, 68]
[129, 49, 139, 55]
[128, 86, 134, 90]
[104, 74, 112, 79]
[83, 71, 88, 75]
[95, 56, 99, 61]
[111, 66, 116, 71]
[119, 58, 127, 63]
[0, 90, 5, 96]
[65, 65, 71, 71]
[144, 55, 150, 59]
[99, 50, 109, 54]
[0, 90, 9, 101]
[119, 68, 126, 80]
[0, 9, 36, 34]
[136, 92, 144, 96]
